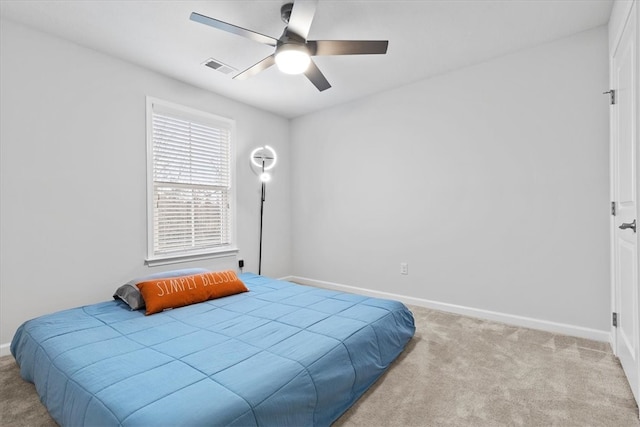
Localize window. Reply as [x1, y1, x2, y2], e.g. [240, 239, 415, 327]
[146, 97, 236, 264]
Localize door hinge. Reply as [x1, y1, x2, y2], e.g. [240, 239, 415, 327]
[603, 89, 616, 105]
[611, 201, 617, 216]
[613, 312, 618, 327]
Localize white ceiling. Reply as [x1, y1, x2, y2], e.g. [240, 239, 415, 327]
[0, 0, 613, 118]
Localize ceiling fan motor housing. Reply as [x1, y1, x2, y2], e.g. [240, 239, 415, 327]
[280, 3, 294, 24]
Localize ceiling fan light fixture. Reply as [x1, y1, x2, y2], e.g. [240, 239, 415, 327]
[275, 43, 311, 74]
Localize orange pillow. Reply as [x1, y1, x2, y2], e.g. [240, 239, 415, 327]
[136, 270, 248, 315]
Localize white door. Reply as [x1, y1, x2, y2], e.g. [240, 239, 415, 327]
[611, 1, 639, 409]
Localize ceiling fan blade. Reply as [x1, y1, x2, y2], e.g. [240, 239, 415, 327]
[304, 59, 331, 92]
[190, 12, 278, 47]
[287, 0, 318, 40]
[233, 54, 276, 80]
[308, 40, 389, 56]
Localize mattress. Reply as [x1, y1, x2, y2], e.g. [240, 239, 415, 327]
[11, 273, 415, 426]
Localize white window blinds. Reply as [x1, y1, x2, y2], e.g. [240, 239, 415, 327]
[147, 99, 234, 261]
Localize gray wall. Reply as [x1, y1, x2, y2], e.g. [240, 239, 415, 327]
[0, 20, 611, 348]
[0, 19, 292, 347]
[290, 26, 610, 336]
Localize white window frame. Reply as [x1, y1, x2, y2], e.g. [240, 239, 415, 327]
[145, 97, 237, 266]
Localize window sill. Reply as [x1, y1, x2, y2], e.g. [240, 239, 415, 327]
[145, 248, 239, 267]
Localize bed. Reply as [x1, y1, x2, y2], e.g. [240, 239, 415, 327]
[11, 273, 415, 426]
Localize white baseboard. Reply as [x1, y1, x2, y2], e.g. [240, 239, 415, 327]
[286, 275, 612, 344]
[0, 342, 11, 358]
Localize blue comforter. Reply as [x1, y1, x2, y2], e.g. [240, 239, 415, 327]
[11, 273, 415, 426]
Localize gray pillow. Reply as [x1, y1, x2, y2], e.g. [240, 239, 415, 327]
[113, 268, 210, 310]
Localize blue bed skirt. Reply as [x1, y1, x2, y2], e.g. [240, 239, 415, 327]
[11, 273, 415, 426]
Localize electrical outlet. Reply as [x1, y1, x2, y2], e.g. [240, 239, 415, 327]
[400, 262, 408, 275]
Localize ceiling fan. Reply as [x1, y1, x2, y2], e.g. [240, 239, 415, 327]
[190, 0, 388, 92]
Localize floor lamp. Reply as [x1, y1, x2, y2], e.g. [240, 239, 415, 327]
[250, 145, 277, 275]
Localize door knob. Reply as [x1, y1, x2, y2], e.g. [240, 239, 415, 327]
[619, 219, 636, 233]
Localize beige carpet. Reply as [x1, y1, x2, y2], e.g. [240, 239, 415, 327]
[1, 305, 638, 426]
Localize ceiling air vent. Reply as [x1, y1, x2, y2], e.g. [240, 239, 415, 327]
[203, 58, 237, 75]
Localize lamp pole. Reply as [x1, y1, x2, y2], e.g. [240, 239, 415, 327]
[258, 160, 266, 275]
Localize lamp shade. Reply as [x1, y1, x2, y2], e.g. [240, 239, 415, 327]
[259, 172, 271, 182]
